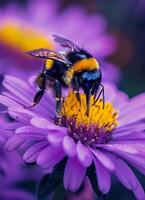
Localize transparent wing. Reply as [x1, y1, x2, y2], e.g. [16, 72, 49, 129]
[26, 48, 71, 66]
[53, 34, 80, 51]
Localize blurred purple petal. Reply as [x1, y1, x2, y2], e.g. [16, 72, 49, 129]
[110, 155, 145, 199]
[23, 141, 48, 163]
[37, 146, 65, 168]
[94, 158, 111, 194]
[91, 149, 115, 171]
[64, 157, 86, 192]
[77, 142, 92, 167]
[63, 136, 77, 157]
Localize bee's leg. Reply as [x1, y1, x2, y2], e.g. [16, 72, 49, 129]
[24, 89, 45, 109]
[85, 91, 91, 116]
[25, 73, 46, 109]
[27, 89, 45, 108]
[72, 77, 81, 103]
[91, 83, 99, 101]
[53, 80, 62, 119]
[101, 84, 105, 109]
[32, 90, 45, 107]
[93, 84, 105, 109]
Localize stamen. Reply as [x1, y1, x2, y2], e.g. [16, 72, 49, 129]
[60, 91, 119, 146]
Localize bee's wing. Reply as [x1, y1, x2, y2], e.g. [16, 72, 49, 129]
[26, 48, 71, 66]
[53, 34, 80, 51]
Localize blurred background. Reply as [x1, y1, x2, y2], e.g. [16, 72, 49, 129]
[0, 0, 145, 96]
[0, 0, 145, 200]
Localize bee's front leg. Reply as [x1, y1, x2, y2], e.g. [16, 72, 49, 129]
[24, 89, 45, 109]
[53, 80, 62, 124]
[92, 84, 105, 109]
[72, 77, 81, 103]
[24, 73, 46, 109]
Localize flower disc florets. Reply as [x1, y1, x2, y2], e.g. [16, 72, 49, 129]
[61, 91, 119, 146]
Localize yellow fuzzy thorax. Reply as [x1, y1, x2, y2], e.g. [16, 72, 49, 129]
[61, 91, 119, 132]
[64, 58, 99, 85]
[73, 58, 99, 72]
[0, 20, 54, 51]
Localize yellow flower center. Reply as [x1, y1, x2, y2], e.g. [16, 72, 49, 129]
[0, 20, 54, 51]
[60, 91, 119, 145]
[61, 91, 119, 133]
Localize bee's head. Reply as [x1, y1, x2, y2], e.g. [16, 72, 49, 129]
[67, 49, 92, 64]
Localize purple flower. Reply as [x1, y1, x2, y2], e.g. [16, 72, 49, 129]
[0, 75, 145, 199]
[0, 0, 120, 82]
[0, 118, 41, 200]
[0, 0, 116, 57]
[0, 149, 37, 200]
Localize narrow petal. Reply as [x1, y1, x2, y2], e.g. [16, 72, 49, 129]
[134, 179, 145, 200]
[113, 123, 145, 136]
[91, 149, 115, 171]
[3, 80, 32, 105]
[31, 117, 66, 132]
[8, 110, 30, 123]
[94, 158, 111, 194]
[63, 136, 76, 157]
[4, 75, 31, 91]
[1, 77, 56, 119]
[17, 132, 46, 140]
[64, 157, 86, 192]
[9, 106, 36, 117]
[112, 156, 137, 190]
[110, 140, 145, 145]
[0, 95, 19, 107]
[104, 149, 145, 176]
[23, 141, 48, 163]
[119, 112, 145, 126]
[3, 76, 34, 103]
[15, 126, 46, 134]
[5, 135, 25, 151]
[113, 130, 145, 139]
[47, 132, 65, 146]
[77, 142, 92, 167]
[120, 93, 145, 117]
[110, 155, 145, 199]
[1, 122, 22, 130]
[37, 146, 65, 169]
[104, 83, 128, 108]
[102, 144, 138, 154]
[31, 117, 54, 129]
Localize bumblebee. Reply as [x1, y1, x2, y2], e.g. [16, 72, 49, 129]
[27, 35, 104, 116]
